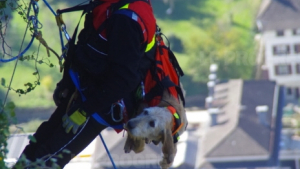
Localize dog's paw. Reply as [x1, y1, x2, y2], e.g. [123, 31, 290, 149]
[159, 158, 172, 169]
[124, 145, 132, 153]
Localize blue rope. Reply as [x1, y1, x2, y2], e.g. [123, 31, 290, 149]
[0, 35, 35, 62]
[0, 0, 38, 63]
[99, 133, 118, 169]
[42, 0, 56, 16]
[42, 0, 67, 58]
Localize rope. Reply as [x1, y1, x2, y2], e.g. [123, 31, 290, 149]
[0, 21, 31, 113]
[99, 133, 118, 169]
[0, 0, 39, 63]
[0, 35, 35, 63]
[42, 0, 74, 57]
[42, 0, 56, 16]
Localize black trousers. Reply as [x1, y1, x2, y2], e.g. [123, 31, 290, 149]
[20, 96, 107, 168]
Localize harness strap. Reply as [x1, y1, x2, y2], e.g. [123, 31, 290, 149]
[114, 9, 147, 43]
[162, 45, 184, 76]
[56, 1, 102, 14]
[92, 113, 124, 129]
[69, 69, 124, 129]
[144, 34, 186, 106]
[112, 1, 155, 52]
[166, 106, 183, 143]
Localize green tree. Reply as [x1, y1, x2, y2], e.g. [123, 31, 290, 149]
[186, 18, 257, 83]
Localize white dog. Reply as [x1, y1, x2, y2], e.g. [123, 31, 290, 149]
[124, 89, 187, 169]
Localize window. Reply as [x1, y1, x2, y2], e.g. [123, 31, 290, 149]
[293, 29, 300, 35]
[296, 64, 300, 74]
[276, 30, 284, 36]
[274, 64, 292, 75]
[273, 45, 290, 55]
[295, 44, 300, 54]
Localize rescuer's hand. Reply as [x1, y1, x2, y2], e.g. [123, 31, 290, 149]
[62, 106, 87, 134]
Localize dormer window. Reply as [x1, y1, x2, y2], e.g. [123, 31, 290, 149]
[276, 30, 284, 36]
[293, 29, 300, 35]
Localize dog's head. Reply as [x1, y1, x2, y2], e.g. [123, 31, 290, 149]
[125, 107, 174, 141]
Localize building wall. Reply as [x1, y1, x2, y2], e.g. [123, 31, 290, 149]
[262, 29, 300, 102]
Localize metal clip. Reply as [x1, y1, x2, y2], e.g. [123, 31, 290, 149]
[141, 81, 145, 99]
[27, 0, 39, 19]
[111, 101, 125, 123]
[61, 24, 71, 41]
[55, 14, 64, 29]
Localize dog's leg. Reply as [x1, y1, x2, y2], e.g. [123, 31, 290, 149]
[159, 128, 177, 169]
[124, 133, 145, 153]
[124, 133, 134, 153]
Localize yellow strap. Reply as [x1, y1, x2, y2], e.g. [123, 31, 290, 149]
[145, 35, 155, 52]
[120, 3, 129, 9]
[173, 112, 180, 119]
[119, 3, 154, 52]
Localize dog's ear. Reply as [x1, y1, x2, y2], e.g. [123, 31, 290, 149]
[161, 127, 176, 164]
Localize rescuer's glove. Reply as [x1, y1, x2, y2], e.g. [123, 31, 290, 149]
[62, 105, 87, 134]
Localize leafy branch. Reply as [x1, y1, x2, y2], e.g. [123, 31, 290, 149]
[0, 100, 16, 168]
[1, 51, 55, 96]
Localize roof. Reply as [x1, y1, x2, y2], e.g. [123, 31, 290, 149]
[199, 80, 279, 168]
[257, 0, 300, 31]
[91, 124, 195, 169]
[200, 79, 242, 159]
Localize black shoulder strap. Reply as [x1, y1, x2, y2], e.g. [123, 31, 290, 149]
[57, 1, 102, 14]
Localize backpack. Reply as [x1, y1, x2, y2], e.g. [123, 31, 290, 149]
[143, 26, 185, 107]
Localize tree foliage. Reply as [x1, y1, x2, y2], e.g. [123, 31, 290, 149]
[177, 0, 260, 83]
[186, 24, 257, 82]
[0, 100, 16, 168]
[0, 0, 62, 168]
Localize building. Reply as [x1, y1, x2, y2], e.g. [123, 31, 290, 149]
[256, 0, 300, 103]
[198, 79, 284, 169]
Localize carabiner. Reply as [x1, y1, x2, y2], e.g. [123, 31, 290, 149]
[61, 24, 71, 41]
[111, 101, 124, 123]
[141, 81, 145, 99]
[27, 0, 39, 19]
